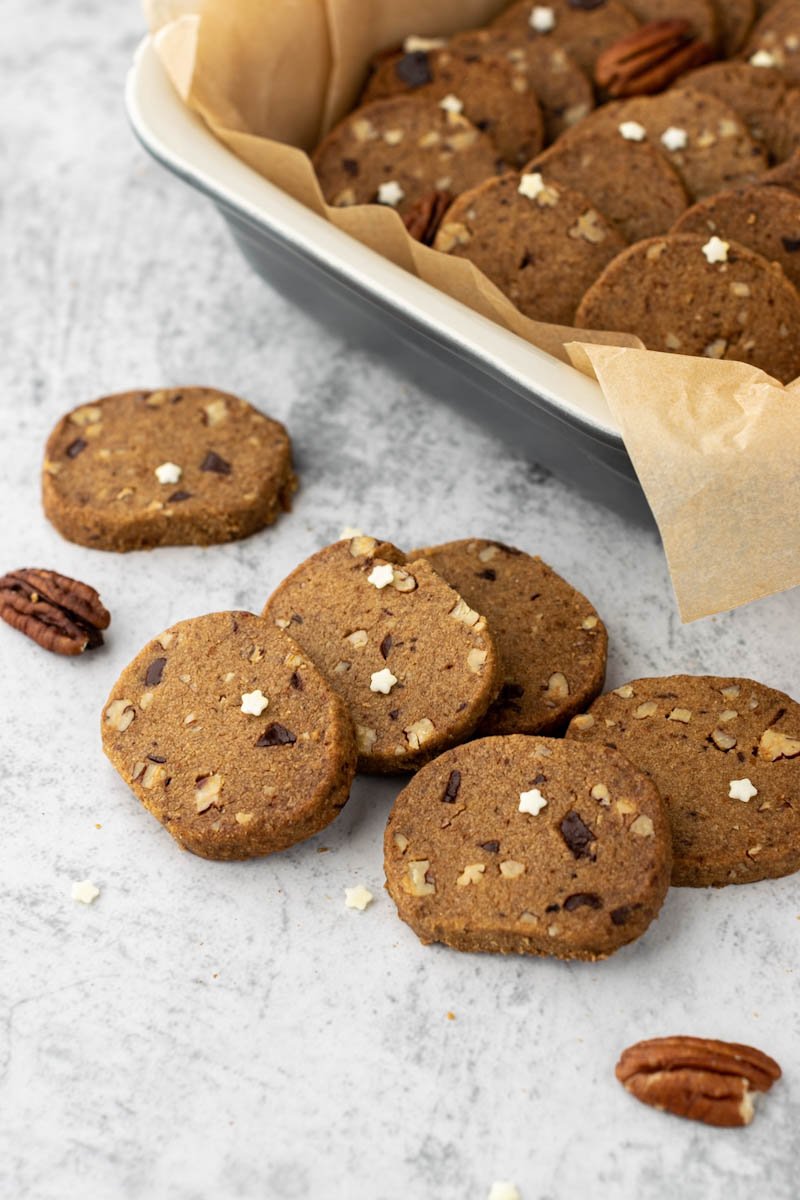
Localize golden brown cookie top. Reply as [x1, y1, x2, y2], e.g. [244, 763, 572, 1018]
[566, 675, 800, 887]
[384, 734, 672, 960]
[262, 536, 501, 773]
[102, 611, 356, 860]
[42, 387, 295, 551]
[410, 538, 607, 737]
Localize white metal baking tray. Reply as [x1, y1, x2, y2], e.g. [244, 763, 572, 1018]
[126, 36, 648, 515]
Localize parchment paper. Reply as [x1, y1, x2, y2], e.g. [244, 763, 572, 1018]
[144, 0, 800, 621]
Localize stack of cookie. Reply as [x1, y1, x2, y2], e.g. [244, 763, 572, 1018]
[312, 0, 800, 381]
[101, 531, 800, 965]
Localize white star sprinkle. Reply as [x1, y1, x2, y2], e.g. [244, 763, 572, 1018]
[439, 94, 464, 114]
[367, 563, 395, 589]
[370, 668, 398, 694]
[519, 788, 547, 815]
[702, 235, 730, 264]
[72, 880, 100, 905]
[377, 180, 405, 207]
[661, 126, 688, 151]
[529, 6, 555, 32]
[240, 689, 270, 716]
[154, 462, 182, 485]
[619, 120, 646, 142]
[345, 885, 374, 911]
[729, 778, 758, 803]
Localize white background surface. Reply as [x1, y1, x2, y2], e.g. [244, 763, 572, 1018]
[2, 3, 798, 1198]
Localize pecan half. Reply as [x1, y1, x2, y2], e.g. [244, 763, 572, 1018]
[402, 190, 452, 246]
[616, 1036, 781, 1127]
[595, 21, 714, 97]
[0, 568, 110, 655]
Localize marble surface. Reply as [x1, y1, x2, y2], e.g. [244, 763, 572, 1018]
[2, 3, 799, 1198]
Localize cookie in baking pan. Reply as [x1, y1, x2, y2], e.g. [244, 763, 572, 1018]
[678, 62, 800, 163]
[491, 0, 640, 74]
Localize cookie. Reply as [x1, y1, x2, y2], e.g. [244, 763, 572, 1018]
[311, 96, 501, 217]
[578, 90, 768, 200]
[492, 0, 640, 75]
[409, 539, 607, 737]
[621, 0, 718, 44]
[744, 0, 800, 87]
[262, 536, 501, 773]
[679, 62, 800, 163]
[575, 232, 800, 382]
[42, 388, 295, 552]
[527, 122, 688, 242]
[433, 171, 626, 325]
[363, 29, 593, 144]
[101, 612, 357, 860]
[672, 185, 800, 290]
[714, 0, 757, 55]
[565, 676, 800, 887]
[359, 43, 545, 167]
[384, 734, 672, 959]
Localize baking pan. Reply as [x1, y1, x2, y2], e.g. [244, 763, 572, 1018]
[126, 37, 651, 518]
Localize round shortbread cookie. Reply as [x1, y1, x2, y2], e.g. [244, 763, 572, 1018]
[492, 0, 640, 75]
[101, 612, 357, 860]
[622, 0, 718, 44]
[384, 735, 672, 959]
[410, 539, 607, 737]
[679, 62, 800, 163]
[433, 171, 626, 325]
[566, 675, 800, 886]
[311, 95, 501, 217]
[42, 388, 296, 552]
[262, 536, 501, 773]
[744, 0, 800, 87]
[575, 232, 800, 382]
[672, 185, 800, 290]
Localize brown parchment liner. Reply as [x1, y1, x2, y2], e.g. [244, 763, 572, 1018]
[145, 0, 800, 621]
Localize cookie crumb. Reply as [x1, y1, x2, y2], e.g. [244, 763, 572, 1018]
[619, 120, 646, 142]
[154, 462, 182, 485]
[72, 880, 100, 905]
[370, 667, 398, 694]
[729, 778, 758, 803]
[344, 885, 374, 910]
[519, 787, 547, 815]
[661, 126, 688, 152]
[702, 235, 730, 264]
[377, 180, 405, 207]
[529, 5, 556, 32]
[240, 689, 269, 716]
[488, 1184, 521, 1200]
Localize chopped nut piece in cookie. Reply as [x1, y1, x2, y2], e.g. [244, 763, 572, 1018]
[105, 698, 136, 732]
[758, 729, 800, 761]
[402, 860, 436, 896]
[499, 860, 526, 879]
[457, 863, 486, 886]
[633, 702, 657, 719]
[194, 773, 224, 813]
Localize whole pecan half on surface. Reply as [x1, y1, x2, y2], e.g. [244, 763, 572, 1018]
[403, 190, 453, 246]
[595, 21, 714, 97]
[0, 568, 110, 655]
[616, 1036, 781, 1127]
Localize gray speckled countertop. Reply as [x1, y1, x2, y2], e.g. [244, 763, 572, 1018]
[2, 4, 799, 1198]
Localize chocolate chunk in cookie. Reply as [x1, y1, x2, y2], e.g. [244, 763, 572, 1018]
[527, 121, 688, 241]
[492, 0, 640, 75]
[262, 537, 500, 773]
[575, 232, 800, 382]
[42, 388, 296, 552]
[312, 95, 501, 217]
[672, 185, 800, 289]
[410, 539, 607, 737]
[678, 62, 800, 163]
[566, 676, 800, 887]
[744, 0, 800, 87]
[384, 735, 671, 959]
[433, 171, 626, 325]
[102, 612, 356, 860]
[359, 42, 545, 167]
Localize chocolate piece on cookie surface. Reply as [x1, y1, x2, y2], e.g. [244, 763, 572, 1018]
[433, 171, 626, 325]
[566, 675, 800, 886]
[384, 734, 671, 959]
[262, 537, 500, 773]
[410, 539, 607, 737]
[312, 95, 501, 217]
[575, 232, 800, 382]
[102, 612, 356, 860]
[42, 388, 295, 551]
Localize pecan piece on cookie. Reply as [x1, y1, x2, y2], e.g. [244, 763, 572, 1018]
[616, 1036, 781, 1126]
[595, 20, 713, 96]
[0, 567, 110, 655]
[402, 190, 452, 246]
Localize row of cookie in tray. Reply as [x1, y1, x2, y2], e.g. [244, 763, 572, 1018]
[310, 1, 800, 381]
[101, 529, 800, 963]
